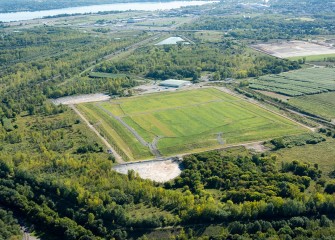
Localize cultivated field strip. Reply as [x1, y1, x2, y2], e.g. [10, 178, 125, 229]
[250, 68, 335, 96]
[289, 92, 335, 121]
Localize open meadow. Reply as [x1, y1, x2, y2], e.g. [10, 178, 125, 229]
[77, 88, 307, 160]
[276, 137, 335, 176]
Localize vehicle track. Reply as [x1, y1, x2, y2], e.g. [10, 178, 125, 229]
[96, 104, 162, 158]
[69, 104, 124, 163]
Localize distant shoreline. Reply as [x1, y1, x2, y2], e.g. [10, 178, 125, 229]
[0, 0, 216, 14]
[0, 1, 218, 22]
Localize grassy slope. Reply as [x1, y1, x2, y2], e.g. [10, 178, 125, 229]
[76, 103, 153, 161]
[288, 92, 335, 121]
[95, 88, 307, 157]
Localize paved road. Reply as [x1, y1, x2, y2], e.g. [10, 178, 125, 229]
[70, 104, 124, 163]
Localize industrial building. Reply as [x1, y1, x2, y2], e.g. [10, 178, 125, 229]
[158, 79, 190, 88]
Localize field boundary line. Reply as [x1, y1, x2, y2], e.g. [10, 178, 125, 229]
[69, 104, 124, 163]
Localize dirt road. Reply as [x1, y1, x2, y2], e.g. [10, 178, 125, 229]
[69, 104, 124, 163]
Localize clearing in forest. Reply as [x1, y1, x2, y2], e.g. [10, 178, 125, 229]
[77, 88, 307, 160]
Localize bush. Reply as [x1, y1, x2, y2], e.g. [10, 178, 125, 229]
[325, 181, 335, 194]
[76, 143, 103, 154]
[271, 134, 325, 150]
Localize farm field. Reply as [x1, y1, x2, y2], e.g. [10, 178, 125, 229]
[249, 67, 335, 96]
[288, 92, 335, 121]
[78, 88, 307, 159]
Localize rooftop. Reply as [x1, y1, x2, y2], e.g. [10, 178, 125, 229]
[159, 79, 190, 88]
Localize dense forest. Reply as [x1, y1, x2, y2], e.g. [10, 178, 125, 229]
[95, 42, 300, 81]
[269, 0, 335, 15]
[180, 15, 335, 40]
[1, 0, 335, 238]
[0, 27, 145, 120]
[0, 208, 21, 240]
[1, 122, 335, 239]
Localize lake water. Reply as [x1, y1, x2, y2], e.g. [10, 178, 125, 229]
[0, 1, 217, 22]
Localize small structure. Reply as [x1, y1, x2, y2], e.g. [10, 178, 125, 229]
[159, 79, 190, 88]
[155, 37, 190, 45]
[127, 18, 145, 23]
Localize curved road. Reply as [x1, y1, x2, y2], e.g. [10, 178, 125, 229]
[96, 104, 162, 158]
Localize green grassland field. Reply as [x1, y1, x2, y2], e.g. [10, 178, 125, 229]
[77, 88, 307, 160]
[288, 53, 335, 62]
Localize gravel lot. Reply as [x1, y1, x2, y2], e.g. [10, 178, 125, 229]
[253, 40, 335, 58]
[113, 159, 182, 182]
[51, 93, 110, 105]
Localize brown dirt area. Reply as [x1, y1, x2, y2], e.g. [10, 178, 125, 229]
[113, 159, 182, 182]
[252, 40, 335, 58]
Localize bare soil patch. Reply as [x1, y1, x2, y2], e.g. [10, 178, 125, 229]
[113, 159, 182, 182]
[253, 40, 335, 58]
[51, 93, 110, 105]
[245, 142, 269, 153]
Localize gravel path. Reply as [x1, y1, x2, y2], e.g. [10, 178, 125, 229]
[70, 104, 124, 163]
